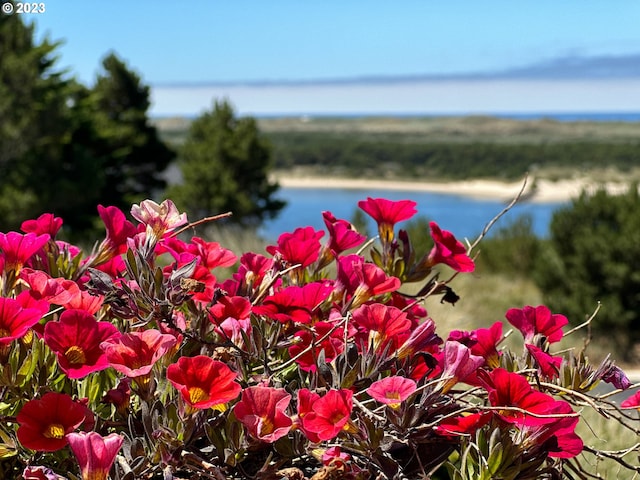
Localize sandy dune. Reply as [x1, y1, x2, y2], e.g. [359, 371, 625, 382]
[273, 174, 635, 204]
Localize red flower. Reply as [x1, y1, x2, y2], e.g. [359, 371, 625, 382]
[208, 295, 252, 325]
[358, 197, 417, 243]
[352, 303, 411, 352]
[301, 389, 353, 441]
[253, 282, 333, 325]
[167, 355, 241, 409]
[322, 211, 366, 255]
[448, 322, 503, 369]
[43, 309, 120, 379]
[16, 392, 92, 452]
[0, 231, 50, 272]
[67, 431, 124, 480]
[101, 329, 177, 378]
[266, 226, 325, 268]
[21, 213, 63, 237]
[482, 368, 567, 427]
[233, 386, 293, 443]
[289, 321, 345, 372]
[234, 252, 274, 291]
[186, 237, 236, 270]
[367, 376, 417, 409]
[505, 305, 568, 344]
[296, 389, 322, 443]
[426, 222, 474, 272]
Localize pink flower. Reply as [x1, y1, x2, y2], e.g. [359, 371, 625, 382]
[438, 341, 485, 393]
[101, 329, 177, 378]
[301, 389, 353, 441]
[358, 197, 417, 243]
[66, 431, 124, 480]
[131, 199, 188, 238]
[233, 386, 293, 443]
[43, 309, 120, 379]
[166, 355, 241, 409]
[505, 305, 568, 344]
[426, 222, 474, 272]
[367, 376, 417, 409]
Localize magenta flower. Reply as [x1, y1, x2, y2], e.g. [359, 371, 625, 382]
[526, 344, 563, 379]
[233, 386, 293, 443]
[208, 295, 252, 325]
[20, 268, 80, 306]
[0, 293, 48, 346]
[505, 305, 568, 344]
[367, 376, 417, 409]
[289, 321, 345, 372]
[396, 318, 442, 359]
[22, 465, 66, 480]
[66, 431, 124, 480]
[424, 221, 474, 272]
[95, 205, 137, 263]
[186, 237, 236, 270]
[358, 197, 417, 243]
[101, 329, 177, 378]
[43, 309, 120, 379]
[266, 226, 325, 268]
[337, 254, 400, 308]
[322, 211, 367, 255]
[0, 231, 50, 272]
[21, 213, 64, 237]
[621, 390, 640, 409]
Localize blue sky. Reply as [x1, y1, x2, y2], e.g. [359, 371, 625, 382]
[22, 1, 640, 115]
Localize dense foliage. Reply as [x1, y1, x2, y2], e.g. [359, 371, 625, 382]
[168, 100, 285, 225]
[0, 14, 174, 237]
[0, 197, 638, 479]
[265, 131, 640, 180]
[534, 186, 640, 360]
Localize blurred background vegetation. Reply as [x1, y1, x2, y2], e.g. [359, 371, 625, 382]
[3, 13, 640, 363]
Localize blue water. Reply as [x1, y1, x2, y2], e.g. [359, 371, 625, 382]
[260, 187, 565, 242]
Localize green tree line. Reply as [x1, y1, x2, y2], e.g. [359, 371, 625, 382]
[265, 132, 640, 180]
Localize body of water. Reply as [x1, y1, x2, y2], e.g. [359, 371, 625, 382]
[260, 187, 565, 241]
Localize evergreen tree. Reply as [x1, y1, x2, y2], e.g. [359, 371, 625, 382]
[0, 14, 175, 236]
[534, 186, 640, 359]
[169, 100, 285, 225]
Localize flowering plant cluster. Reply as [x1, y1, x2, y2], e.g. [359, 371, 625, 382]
[0, 196, 639, 479]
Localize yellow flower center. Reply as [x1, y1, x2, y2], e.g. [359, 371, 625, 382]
[259, 417, 275, 436]
[188, 386, 209, 404]
[64, 345, 86, 364]
[43, 423, 65, 439]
